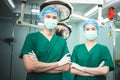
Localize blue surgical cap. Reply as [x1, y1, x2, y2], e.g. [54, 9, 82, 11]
[82, 19, 100, 31]
[40, 6, 60, 23]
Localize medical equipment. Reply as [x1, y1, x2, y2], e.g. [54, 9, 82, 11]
[40, 0, 73, 22]
[108, 26, 112, 37]
[107, 7, 116, 20]
[16, 0, 44, 29]
[56, 23, 72, 40]
[16, 0, 73, 28]
[72, 0, 106, 27]
[16, 0, 115, 28]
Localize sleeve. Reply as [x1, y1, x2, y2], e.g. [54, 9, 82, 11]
[19, 34, 33, 58]
[101, 46, 114, 71]
[71, 46, 78, 63]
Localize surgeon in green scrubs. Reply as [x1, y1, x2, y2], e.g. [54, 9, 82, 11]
[19, 6, 71, 80]
[70, 19, 114, 80]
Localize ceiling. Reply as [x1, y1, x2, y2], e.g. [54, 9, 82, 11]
[0, 0, 120, 23]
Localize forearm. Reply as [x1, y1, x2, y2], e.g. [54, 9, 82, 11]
[46, 64, 70, 73]
[70, 68, 91, 76]
[23, 54, 59, 73]
[84, 66, 109, 76]
[32, 61, 59, 73]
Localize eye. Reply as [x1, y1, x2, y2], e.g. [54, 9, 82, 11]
[52, 16, 57, 19]
[91, 27, 96, 31]
[85, 28, 90, 31]
[45, 15, 51, 18]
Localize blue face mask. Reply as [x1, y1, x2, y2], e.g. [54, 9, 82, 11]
[43, 18, 58, 30]
[85, 31, 97, 41]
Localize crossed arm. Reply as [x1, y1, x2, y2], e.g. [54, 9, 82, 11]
[70, 64, 109, 76]
[23, 54, 70, 73]
[82, 66, 109, 75]
[70, 68, 91, 76]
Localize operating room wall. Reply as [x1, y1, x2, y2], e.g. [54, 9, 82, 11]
[0, 20, 14, 80]
[0, 19, 26, 80]
[67, 22, 81, 53]
[115, 31, 120, 59]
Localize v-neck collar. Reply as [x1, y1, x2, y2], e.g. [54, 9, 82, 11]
[84, 43, 97, 53]
[39, 32, 55, 42]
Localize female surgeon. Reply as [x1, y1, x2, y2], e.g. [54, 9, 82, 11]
[70, 19, 114, 80]
[19, 6, 71, 80]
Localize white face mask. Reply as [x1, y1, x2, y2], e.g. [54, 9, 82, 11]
[85, 31, 97, 41]
[44, 18, 58, 30]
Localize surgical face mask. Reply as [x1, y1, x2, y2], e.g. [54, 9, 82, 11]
[85, 30, 97, 41]
[44, 18, 58, 30]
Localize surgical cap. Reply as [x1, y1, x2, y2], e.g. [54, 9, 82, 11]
[82, 19, 100, 31]
[40, 6, 60, 22]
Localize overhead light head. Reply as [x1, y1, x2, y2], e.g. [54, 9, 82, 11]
[40, 0, 73, 22]
[56, 23, 72, 40]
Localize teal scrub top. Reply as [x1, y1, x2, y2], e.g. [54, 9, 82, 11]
[71, 43, 114, 80]
[19, 32, 69, 80]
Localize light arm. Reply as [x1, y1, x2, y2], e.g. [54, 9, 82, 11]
[16, 0, 43, 29]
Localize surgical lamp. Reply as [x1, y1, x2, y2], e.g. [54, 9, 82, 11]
[40, 0, 73, 22]
[56, 23, 72, 40]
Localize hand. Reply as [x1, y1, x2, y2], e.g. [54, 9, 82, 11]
[58, 53, 71, 66]
[28, 50, 38, 61]
[98, 61, 105, 67]
[71, 62, 85, 72]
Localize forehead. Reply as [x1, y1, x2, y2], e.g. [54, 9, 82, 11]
[44, 13, 57, 17]
[85, 24, 96, 29]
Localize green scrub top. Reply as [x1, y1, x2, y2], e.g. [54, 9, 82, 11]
[19, 32, 69, 80]
[71, 43, 114, 80]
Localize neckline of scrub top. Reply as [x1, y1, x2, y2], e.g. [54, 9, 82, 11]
[84, 43, 97, 52]
[39, 32, 56, 42]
